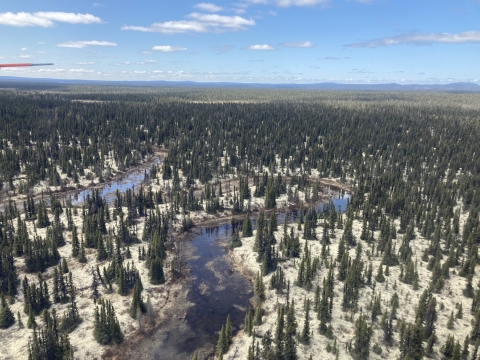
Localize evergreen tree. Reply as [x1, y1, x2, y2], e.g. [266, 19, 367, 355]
[244, 307, 253, 336]
[254, 272, 265, 302]
[0, 294, 15, 328]
[400, 321, 424, 360]
[28, 309, 74, 360]
[284, 300, 297, 359]
[229, 229, 243, 249]
[79, 237, 87, 263]
[129, 280, 146, 319]
[71, 226, 80, 258]
[93, 299, 124, 344]
[149, 257, 165, 285]
[300, 298, 310, 344]
[352, 314, 372, 360]
[243, 213, 253, 237]
[254, 303, 263, 326]
[424, 296, 437, 339]
[375, 263, 385, 283]
[275, 305, 285, 358]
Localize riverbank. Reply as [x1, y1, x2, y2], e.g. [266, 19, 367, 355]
[223, 199, 475, 360]
[0, 148, 350, 360]
[0, 147, 168, 210]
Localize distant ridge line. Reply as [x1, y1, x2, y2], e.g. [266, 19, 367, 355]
[1, 76, 479, 92]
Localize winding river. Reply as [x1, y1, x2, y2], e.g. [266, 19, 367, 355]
[66, 162, 349, 359]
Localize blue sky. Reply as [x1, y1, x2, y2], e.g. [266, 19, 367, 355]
[1, 0, 479, 84]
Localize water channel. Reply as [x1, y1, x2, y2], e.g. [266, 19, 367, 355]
[60, 161, 349, 359]
[150, 192, 350, 359]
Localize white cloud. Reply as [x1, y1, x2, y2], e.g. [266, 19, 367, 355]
[93, 3, 105, 7]
[38, 68, 66, 73]
[247, 0, 328, 6]
[122, 13, 254, 34]
[20, 47, 27, 51]
[134, 71, 146, 74]
[19, 54, 32, 58]
[76, 61, 95, 65]
[137, 60, 158, 64]
[57, 40, 117, 48]
[0, 12, 102, 27]
[38, 41, 45, 45]
[68, 68, 95, 73]
[194, 3, 223, 12]
[152, 45, 187, 52]
[280, 41, 313, 48]
[247, 44, 275, 50]
[1, 67, 27, 72]
[276, 0, 328, 6]
[345, 31, 480, 48]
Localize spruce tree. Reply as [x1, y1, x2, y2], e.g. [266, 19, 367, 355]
[253, 272, 265, 302]
[79, 237, 87, 263]
[300, 298, 310, 344]
[71, 226, 80, 257]
[244, 307, 253, 336]
[96, 235, 108, 261]
[229, 229, 243, 249]
[216, 324, 228, 357]
[284, 300, 297, 359]
[129, 280, 146, 319]
[424, 297, 437, 339]
[275, 305, 285, 358]
[0, 294, 15, 328]
[93, 299, 124, 345]
[12, 309, 21, 328]
[375, 264, 385, 283]
[225, 314, 233, 345]
[352, 314, 372, 360]
[243, 213, 253, 237]
[149, 257, 165, 285]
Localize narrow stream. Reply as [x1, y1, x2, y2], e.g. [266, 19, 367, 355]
[68, 157, 161, 205]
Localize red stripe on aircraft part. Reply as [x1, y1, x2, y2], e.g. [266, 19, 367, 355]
[0, 63, 34, 68]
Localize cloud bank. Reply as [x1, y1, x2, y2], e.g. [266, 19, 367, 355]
[0, 12, 102, 27]
[122, 13, 254, 34]
[247, 44, 275, 50]
[57, 40, 117, 48]
[345, 31, 480, 48]
[280, 41, 314, 48]
[152, 46, 187, 52]
[247, 0, 328, 7]
[194, 3, 223, 12]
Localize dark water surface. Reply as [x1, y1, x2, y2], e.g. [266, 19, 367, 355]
[152, 224, 253, 359]
[151, 191, 350, 359]
[62, 156, 161, 206]
[54, 166, 348, 359]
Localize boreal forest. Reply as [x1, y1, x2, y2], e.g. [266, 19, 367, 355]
[1, 85, 480, 360]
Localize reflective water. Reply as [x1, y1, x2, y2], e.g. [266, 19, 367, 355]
[152, 224, 252, 359]
[151, 191, 350, 359]
[65, 157, 161, 205]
